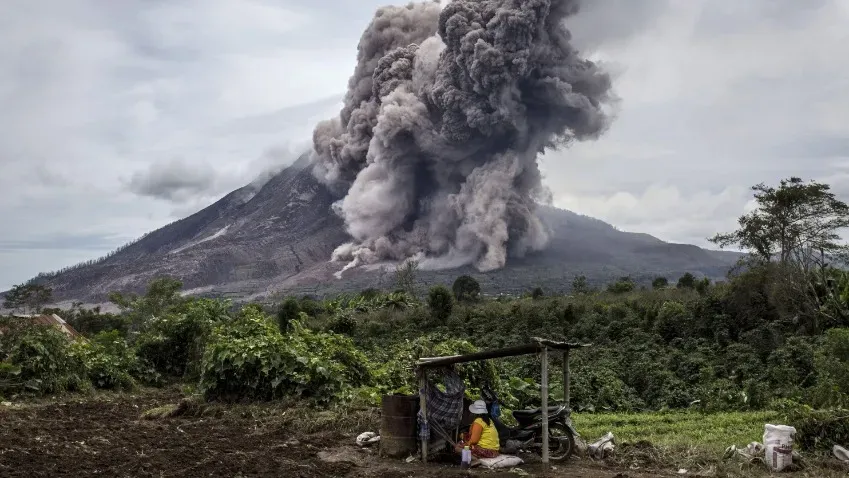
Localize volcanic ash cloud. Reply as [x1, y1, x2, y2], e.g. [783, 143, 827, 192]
[311, 0, 614, 273]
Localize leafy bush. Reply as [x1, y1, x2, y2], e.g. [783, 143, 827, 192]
[428, 285, 453, 322]
[109, 276, 188, 329]
[503, 376, 541, 410]
[571, 363, 643, 411]
[607, 277, 636, 294]
[652, 277, 669, 290]
[358, 335, 501, 406]
[134, 298, 230, 379]
[766, 336, 816, 399]
[328, 311, 357, 335]
[677, 273, 697, 289]
[654, 301, 691, 341]
[276, 298, 300, 332]
[57, 308, 129, 337]
[780, 402, 849, 452]
[298, 296, 322, 317]
[0, 362, 22, 394]
[1, 324, 87, 395]
[199, 307, 369, 403]
[808, 328, 849, 407]
[695, 278, 711, 295]
[70, 331, 136, 390]
[572, 275, 590, 294]
[453, 275, 480, 302]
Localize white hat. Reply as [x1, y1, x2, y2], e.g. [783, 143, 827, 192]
[469, 400, 487, 414]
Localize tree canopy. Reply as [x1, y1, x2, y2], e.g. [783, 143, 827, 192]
[710, 177, 849, 269]
[108, 276, 186, 328]
[452, 275, 481, 302]
[2, 283, 53, 313]
[394, 260, 419, 297]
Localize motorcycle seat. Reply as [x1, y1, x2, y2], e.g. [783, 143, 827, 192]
[511, 405, 564, 418]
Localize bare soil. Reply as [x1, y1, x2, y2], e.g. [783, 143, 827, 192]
[0, 389, 670, 477]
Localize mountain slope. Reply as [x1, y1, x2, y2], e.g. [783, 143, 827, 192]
[32, 155, 740, 302]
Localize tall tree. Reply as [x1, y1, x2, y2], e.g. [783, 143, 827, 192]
[607, 277, 635, 294]
[394, 260, 419, 297]
[452, 275, 481, 302]
[2, 283, 53, 313]
[571, 275, 590, 294]
[427, 285, 454, 323]
[711, 178, 849, 333]
[109, 276, 186, 328]
[276, 297, 300, 332]
[710, 177, 849, 270]
[677, 273, 696, 290]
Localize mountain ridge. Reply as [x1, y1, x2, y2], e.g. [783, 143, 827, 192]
[20, 153, 741, 303]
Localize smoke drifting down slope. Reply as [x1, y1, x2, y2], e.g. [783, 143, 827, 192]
[312, 0, 614, 272]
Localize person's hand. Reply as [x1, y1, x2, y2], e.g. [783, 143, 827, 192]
[454, 443, 463, 453]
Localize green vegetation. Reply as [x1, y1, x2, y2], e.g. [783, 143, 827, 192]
[0, 317, 88, 394]
[198, 306, 370, 402]
[427, 285, 453, 322]
[70, 331, 137, 390]
[606, 276, 636, 294]
[2, 283, 53, 313]
[574, 410, 782, 452]
[4, 176, 849, 463]
[452, 275, 481, 302]
[572, 274, 591, 294]
[275, 297, 300, 332]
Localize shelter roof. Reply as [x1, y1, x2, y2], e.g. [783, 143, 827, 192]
[416, 337, 591, 368]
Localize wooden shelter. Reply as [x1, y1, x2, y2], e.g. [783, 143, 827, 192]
[416, 337, 591, 465]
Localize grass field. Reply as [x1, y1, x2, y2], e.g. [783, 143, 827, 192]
[573, 410, 783, 452]
[572, 410, 849, 477]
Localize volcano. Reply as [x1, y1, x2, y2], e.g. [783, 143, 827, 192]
[26, 153, 740, 304]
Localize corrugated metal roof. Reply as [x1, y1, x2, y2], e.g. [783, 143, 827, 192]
[1, 314, 81, 339]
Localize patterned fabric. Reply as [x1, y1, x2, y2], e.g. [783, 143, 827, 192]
[417, 367, 465, 442]
[468, 444, 500, 459]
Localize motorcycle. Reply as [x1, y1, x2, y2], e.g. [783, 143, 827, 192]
[480, 387, 578, 461]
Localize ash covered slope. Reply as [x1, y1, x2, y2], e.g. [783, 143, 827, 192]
[35, 155, 738, 302]
[41, 153, 348, 302]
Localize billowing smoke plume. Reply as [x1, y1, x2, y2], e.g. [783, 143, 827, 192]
[312, 0, 613, 273]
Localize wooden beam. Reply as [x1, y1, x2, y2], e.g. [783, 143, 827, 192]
[563, 348, 570, 410]
[418, 369, 428, 463]
[541, 346, 549, 466]
[418, 343, 539, 367]
[417, 339, 591, 368]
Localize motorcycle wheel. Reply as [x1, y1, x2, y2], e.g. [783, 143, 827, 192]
[546, 423, 575, 461]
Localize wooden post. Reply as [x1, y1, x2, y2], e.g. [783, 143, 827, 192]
[563, 348, 570, 410]
[419, 369, 428, 463]
[541, 346, 549, 466]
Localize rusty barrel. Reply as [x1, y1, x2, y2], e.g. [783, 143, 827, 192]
[380, 394, 419, 458]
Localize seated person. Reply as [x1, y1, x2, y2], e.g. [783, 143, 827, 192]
[454, 400, 500, 459]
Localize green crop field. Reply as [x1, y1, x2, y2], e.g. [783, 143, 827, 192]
[574, 410, 782, 452]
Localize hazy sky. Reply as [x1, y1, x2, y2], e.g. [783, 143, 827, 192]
[1, 0, 847, 290]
